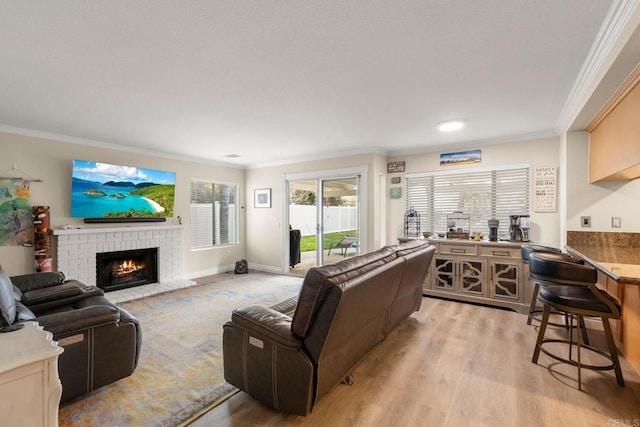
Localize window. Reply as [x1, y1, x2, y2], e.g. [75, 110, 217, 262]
[190, 181, 238, 248]
[406, 165, 529, 237]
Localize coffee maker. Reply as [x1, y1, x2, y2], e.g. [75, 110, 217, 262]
[519, 215, 530, 242]
[488, 218, 499, 242]
[509, 214, 530, 242]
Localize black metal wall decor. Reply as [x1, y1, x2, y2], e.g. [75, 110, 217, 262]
[404, 207, 420, 237]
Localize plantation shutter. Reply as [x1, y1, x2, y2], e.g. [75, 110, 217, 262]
[406, 165, 529, 237]
[190, 181, 239, 248]
[190, 181, 215, 249]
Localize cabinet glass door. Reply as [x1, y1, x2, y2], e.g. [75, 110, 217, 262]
[434, 258, 455, 291]
[460, 259, 485, 296]
[491, 261, 520, 300]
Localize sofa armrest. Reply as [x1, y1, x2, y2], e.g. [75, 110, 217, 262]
[269, 296, 298, 316]
[35, 305, 120, 336]
[231, 306, 300, 349]
[10, 272, 66, 292]
[21, 282, 84, 306]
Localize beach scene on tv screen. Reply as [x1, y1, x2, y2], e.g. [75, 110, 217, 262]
[71, 160, 175, 218]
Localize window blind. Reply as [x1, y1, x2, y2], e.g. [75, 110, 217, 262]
[190, 181, 238, 248]
[406, 166, 529, 237]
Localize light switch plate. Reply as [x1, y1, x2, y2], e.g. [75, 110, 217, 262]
[581, 216, 591, 227]
[612, 217, 622, 228]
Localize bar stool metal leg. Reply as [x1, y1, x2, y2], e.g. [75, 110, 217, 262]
[576, 315, 583, 390]
[527, 282, 540, 325]
[602, 318, 625, 387]
[532, 305, 551, 364]
[578, 315, 589, 346]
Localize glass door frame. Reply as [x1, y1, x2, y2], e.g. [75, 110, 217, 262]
[318, 176, 360, 266]
[282, 165, 368, 274]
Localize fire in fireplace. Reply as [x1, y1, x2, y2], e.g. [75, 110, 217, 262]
[96, 248, 158, 292]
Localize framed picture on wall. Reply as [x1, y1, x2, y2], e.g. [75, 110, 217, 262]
[254, 188, 271, 208]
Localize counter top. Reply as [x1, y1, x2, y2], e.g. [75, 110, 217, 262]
[399, 236, 523, 248]
[0, 321, 63, 373]
[432, 238, 524, 248]
[566, 245, 640, 285]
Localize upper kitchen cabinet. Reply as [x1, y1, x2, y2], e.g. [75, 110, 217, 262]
[587, 64, 640, 183]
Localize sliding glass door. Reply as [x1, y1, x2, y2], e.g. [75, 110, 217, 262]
[320, 177, 359, 266]
[286, 169, 363, 277]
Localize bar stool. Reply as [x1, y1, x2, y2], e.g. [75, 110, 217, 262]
[522, 246, 589, 343]
[530, 252, 624, 389]
[521, 245, 562, 325]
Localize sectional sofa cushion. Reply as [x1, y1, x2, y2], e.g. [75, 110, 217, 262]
[0, 269, 17, 326]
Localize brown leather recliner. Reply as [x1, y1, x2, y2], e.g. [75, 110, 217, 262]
[223, 240, 435, 415]
[0, 269, 142, 403]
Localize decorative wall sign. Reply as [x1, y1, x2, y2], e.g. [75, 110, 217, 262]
[387, 161, 405, 173]
[390, 187, 402, 199]
[254, 188, 272, 208]
[533, 167, 557, 212]
[440, 149, 481, 166]
[390, 176, 401, 184]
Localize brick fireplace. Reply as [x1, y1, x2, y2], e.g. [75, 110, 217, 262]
[52, 225, 183, 288]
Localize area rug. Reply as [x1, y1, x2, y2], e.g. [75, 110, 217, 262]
[58, 273, 303, 427]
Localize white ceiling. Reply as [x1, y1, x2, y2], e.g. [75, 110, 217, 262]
[0, 1, 619, 168]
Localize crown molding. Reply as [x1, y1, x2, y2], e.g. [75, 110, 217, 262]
[585, 61, 640, 131]
[387, 130, 558, 159]
[245, 147, 389, 169]
[555, 0, 640, 134]
[0, 123, 245, 169]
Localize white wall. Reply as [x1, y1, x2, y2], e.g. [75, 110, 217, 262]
[0, 130, 245, 277]
[8, 127, 633, 279]
[245, 153, 387, 272]
[566, 130, 640, 232]
[387, 137, 562, 248]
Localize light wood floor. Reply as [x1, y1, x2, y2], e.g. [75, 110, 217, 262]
[191, 297, 640, 427]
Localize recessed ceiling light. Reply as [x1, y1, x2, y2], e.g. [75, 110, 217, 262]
[223, 154, 242, 158]
[438, 120, 464, 132]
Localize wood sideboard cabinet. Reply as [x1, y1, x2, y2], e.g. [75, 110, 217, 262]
[421, 239, 526, 313]
[0, 321, 63, 427]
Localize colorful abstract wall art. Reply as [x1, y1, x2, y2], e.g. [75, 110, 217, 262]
[0, 178, 33, 246]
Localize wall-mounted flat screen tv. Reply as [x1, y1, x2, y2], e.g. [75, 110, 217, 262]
[71, 160, 176, 219]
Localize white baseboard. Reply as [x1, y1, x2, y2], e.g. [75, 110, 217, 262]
[182, 261, 283, 279]
[246, 262, 283, 274]
[182, 264, 235, 280]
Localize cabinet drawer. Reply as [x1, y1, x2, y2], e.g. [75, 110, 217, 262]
[480, 246, 520, 258]
[439, 243, 477, 255]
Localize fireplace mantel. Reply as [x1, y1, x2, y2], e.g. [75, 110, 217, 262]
[51, 224, 183, 236]
[51, 225, 183, 288]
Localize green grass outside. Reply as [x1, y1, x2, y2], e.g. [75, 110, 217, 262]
[300, 230, 357, 252]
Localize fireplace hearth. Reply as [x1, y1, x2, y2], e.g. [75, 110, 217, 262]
[96, 248, 158, 292]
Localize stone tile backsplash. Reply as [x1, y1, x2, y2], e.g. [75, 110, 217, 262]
[567, 231, 640, 248]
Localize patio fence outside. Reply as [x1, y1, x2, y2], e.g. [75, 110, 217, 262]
[289, 205, 357, 236]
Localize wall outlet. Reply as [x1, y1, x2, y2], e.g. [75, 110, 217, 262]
[581, 216, 591, 228]
[612, 217, 622, 228]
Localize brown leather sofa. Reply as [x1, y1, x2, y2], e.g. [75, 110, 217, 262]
[0, 269, 141, 403]
[223, 240, 435, 415]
